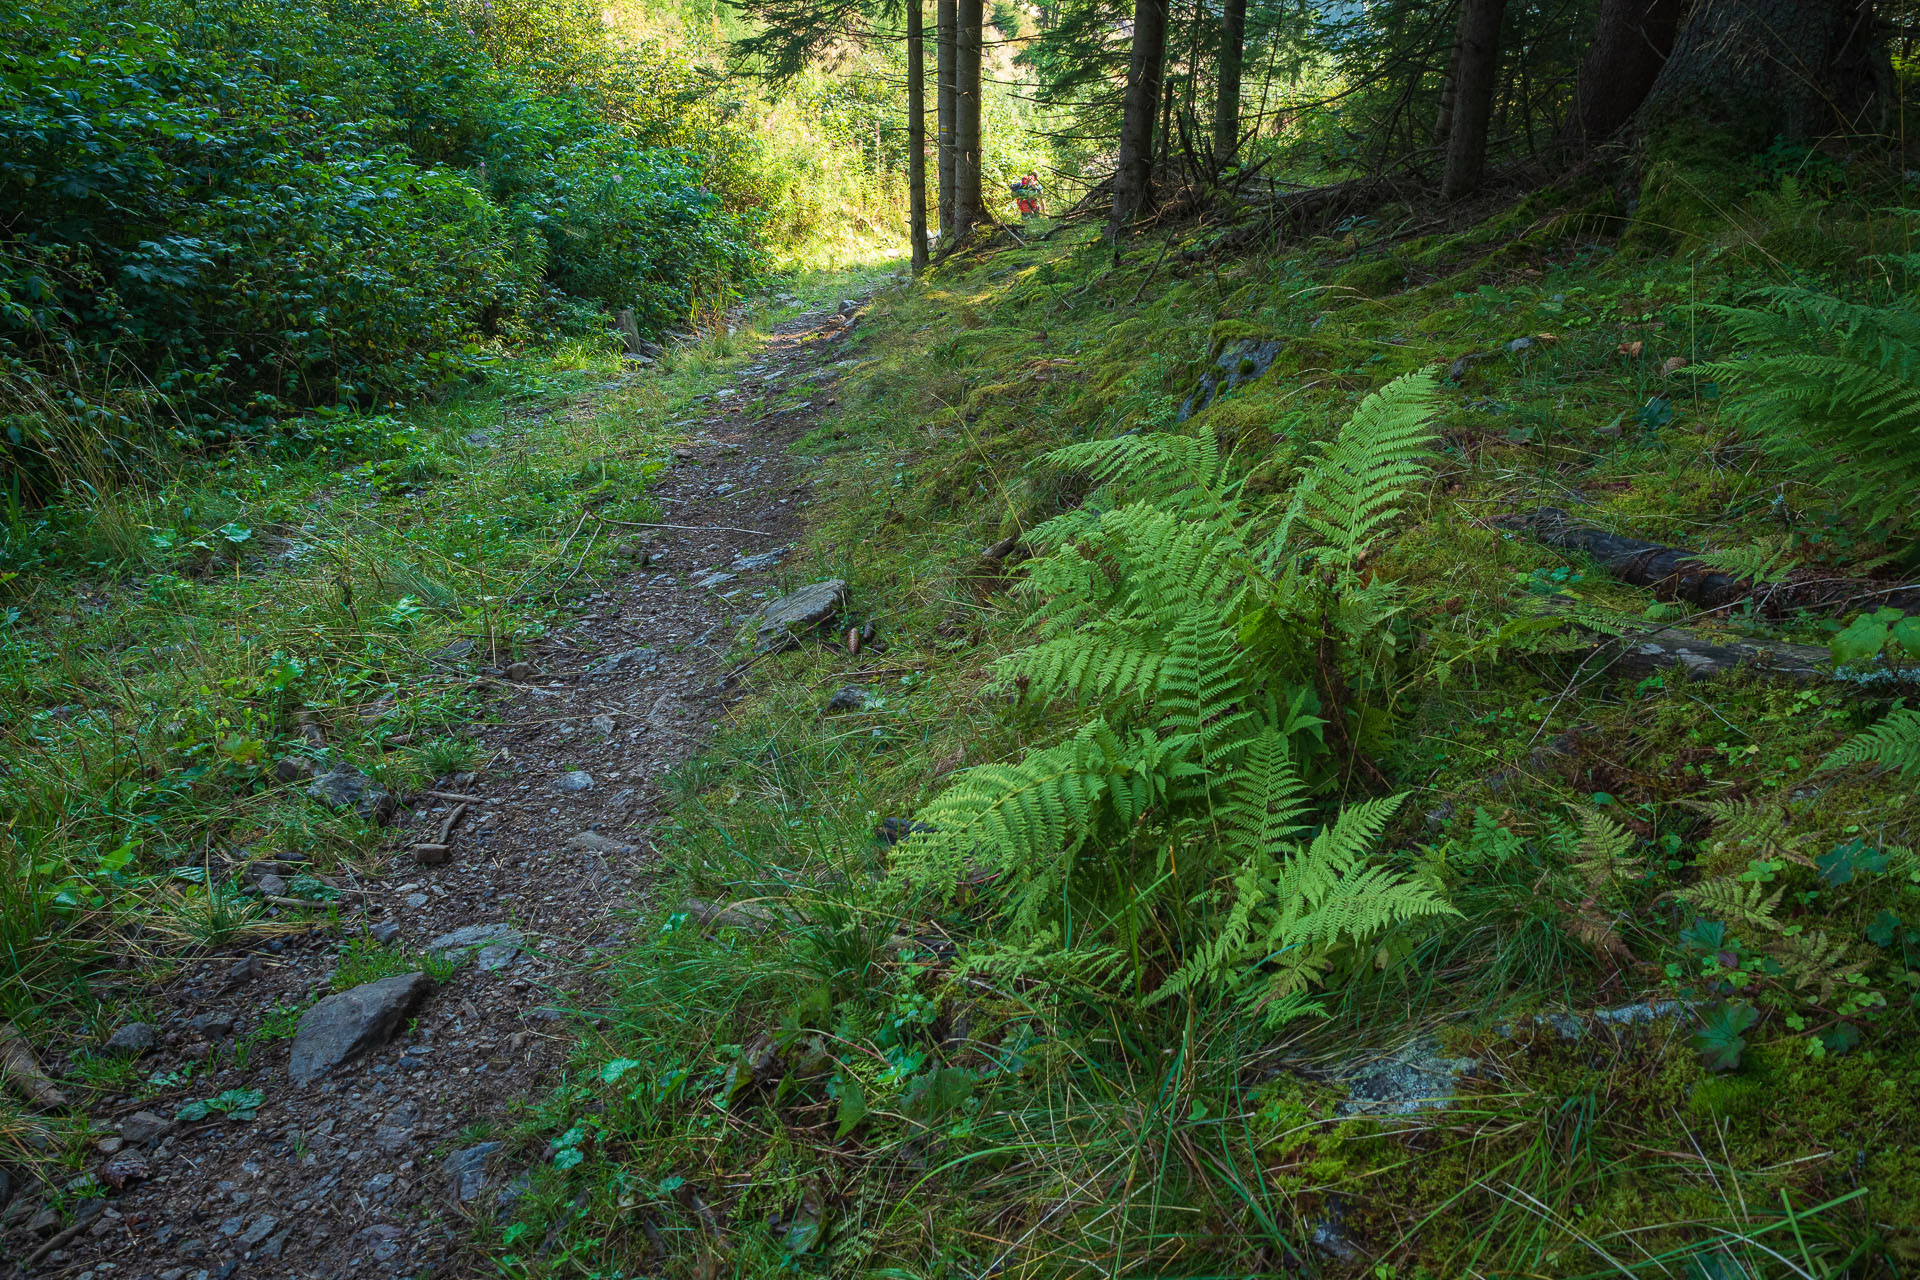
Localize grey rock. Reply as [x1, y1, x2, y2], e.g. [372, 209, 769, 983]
[591, 713, 616, 735]
[288, 972, 434, 1082]
[1336, 1036, 1477, 1118]
[1506, 336, 1534, 354]
[691, 570, 736, 589]
[555, 770, 594, 793]
[26, 1205, 58, 1234]
[189, 1011, 235, 1038]
[305, 767, 395, 826]
[105, 1022, 156, 1055]
[119, 1111, 169, 1145]
[446, 1142, 502, 1202]
[405, 893, 429, 909]
[587, 647, 656, 678]
[496, 1170, 533, 1208]
[255, 872, 287, 898]
[1179, 337, 1285, 420]
[1594, 999, 1691, 1027]
[354, 1223, 402, 1263]
[430, 638, 476, 662]
[259, 1228, 292, 1260]
[564, 830, 637, 855]
[272, 757, 315, 783]
[220, 954, 264, 991]
[729, 548, 786, 572]
[426, 923, 523, 958]
[476, 944, 519, 972]
[373, 1102, 419, 1153]
[239, 1215, 278, 1246]
[825, 685, 873, 713]
[369, 921, 401, 944]
[755, 580, 849, 652]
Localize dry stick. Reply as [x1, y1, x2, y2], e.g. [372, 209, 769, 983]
[423, 790, 494, 804]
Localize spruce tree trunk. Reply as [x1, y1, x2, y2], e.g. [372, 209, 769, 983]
[1636, 0, 1885, 142]
[953, 0, 984, 237]
[1439, 0, 1507, 200]
[908, 0, 929, 270]
[1212, 0, 1246, 169]
[1433, 6, 1465, 146]
[1107, 0, 1168, 239]
[1554, 0, 1686, 151]
[937, 0, 956, 234]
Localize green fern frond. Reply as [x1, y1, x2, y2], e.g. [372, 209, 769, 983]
[1687, 534, 1798, 586]
[1276, 369, 1441, 570]
[1570, 807, 1639, 888]
[1699, 291, 1920, 525]
[1819, 708, 1920, 778]
[1681, 876, 1785, 931]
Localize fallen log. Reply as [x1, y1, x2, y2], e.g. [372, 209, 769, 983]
[1504, 509, 1920, 616]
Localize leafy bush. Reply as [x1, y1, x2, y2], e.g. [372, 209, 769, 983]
[0, 0, 762, 473]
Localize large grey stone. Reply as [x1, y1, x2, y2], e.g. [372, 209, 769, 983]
[755, 580, 849, 652]
[1179, 337, 1286, 420]
[288, 973, 433, 1082]
[305, 767, 395, 826]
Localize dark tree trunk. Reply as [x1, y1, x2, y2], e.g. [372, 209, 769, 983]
[953, 0, 984, 236]
[908, 0, 929, 270]
[937, 0, 956, 233]
[1213, 0, 1246, 167]
[1555, 0, 1686, 151]
[1439, 0, 1507, 200]
[1636, 0, 1886, 141]
[1108, 0, 1169, 239]
[1433, 1, 1465, 145]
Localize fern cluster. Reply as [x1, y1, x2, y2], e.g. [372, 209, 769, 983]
[1699, 289, 1920, 528]
[893, 371, 1456, 1022]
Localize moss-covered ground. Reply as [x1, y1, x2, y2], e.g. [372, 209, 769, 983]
[491, 171, 1919, 1277]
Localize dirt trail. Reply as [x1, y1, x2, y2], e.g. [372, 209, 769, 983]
[17, 302, 863, 1280]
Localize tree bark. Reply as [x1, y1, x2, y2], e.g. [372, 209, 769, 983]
[1108, 0, 1169, 239]
[1555, 0, 1686, 152]
[953, 0, 984, 237]
[1439, 0, 1507, 200]
[1636, 0, 1886, 142]
[937, 0, 956, 233]
[1433, 4, 1465, 145]
[908, 0, 929, 270]
[1212, 0, 1246, 168]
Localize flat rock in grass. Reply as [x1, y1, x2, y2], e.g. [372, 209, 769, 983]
[306, 767, 396, 826]
[104, 1023, 155, 1056]
[825, 685, 874, 713]
[729, 548, 786, 572]
[1335, 1035, 1477, 1118]
[426, 923, 524, 971]
[289, 972, 434, 1082]
[754, 580, 848, 653]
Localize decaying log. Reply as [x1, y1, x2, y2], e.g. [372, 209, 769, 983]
[1505, 509, 1920, 616]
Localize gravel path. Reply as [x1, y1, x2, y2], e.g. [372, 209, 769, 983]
[9, 301, 863, 1280]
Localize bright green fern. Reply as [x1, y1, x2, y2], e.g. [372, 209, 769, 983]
[1820, 708, 1920, 778]
[893, 372, 1448, 1017]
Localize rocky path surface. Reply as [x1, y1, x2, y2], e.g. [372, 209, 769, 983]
[10, 301, 866, 1280]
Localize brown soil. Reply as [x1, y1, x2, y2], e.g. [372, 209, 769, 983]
[7, 302, 865, 1280]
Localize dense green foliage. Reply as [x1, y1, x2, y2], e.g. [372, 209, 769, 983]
[0, 0, 761, 467]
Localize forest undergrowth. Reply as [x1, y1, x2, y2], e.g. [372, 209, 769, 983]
[488, 151, 1920, 1277]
